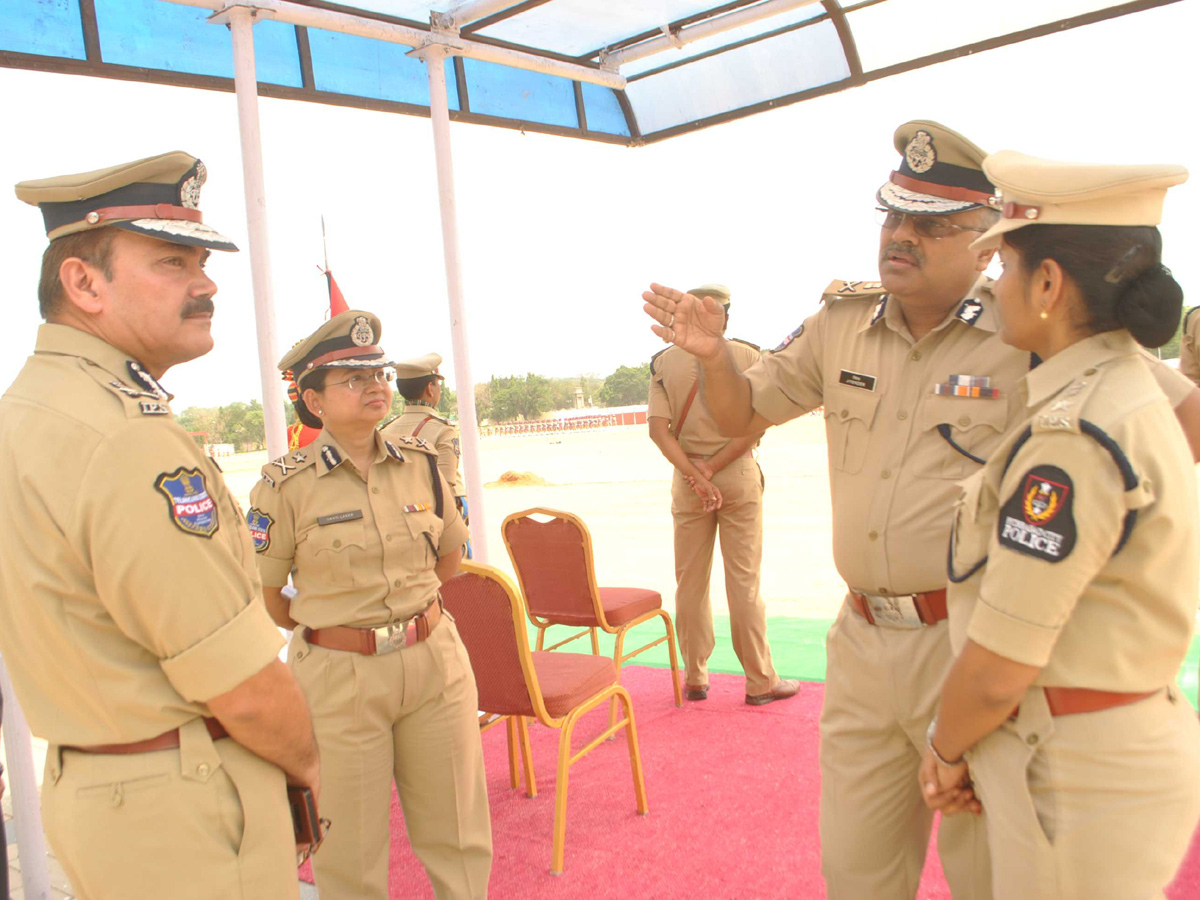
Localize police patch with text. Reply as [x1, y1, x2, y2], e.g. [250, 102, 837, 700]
[997, 465, 1076, 563]
[245, 507, 273, 552]
[155, 467, 219, 538]
[772, 323, 804, 353]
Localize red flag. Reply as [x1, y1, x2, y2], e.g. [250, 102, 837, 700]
[325, 270, 348, 316]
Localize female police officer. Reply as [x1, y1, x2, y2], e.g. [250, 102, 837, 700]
[247, 310, 491, 899]
[921, 152, 1200, 899]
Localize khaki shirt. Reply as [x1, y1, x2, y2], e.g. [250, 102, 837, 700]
[0, 325, 283, 745]
[648, 339, 761, 457]
[947, 331, 1197, 690]
[744, 277, 1194, 595]
[382, 405, 465, 496]
[1178, 306, 1200, 387]
[247, 430, 468, 628]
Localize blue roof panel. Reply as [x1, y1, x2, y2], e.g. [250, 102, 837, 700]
[309, 27, 459, 109]
[463, 58, 576, 129]
[0, 0, 86, 60]
[581, 82, 630, 137]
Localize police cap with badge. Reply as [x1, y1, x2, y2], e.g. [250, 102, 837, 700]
[279, 310, 400, 388]
[688, 283, 732, 309]
[14, 150, 238, 251]
[878, 120, 994, 216]
[394, 352, 444, 381]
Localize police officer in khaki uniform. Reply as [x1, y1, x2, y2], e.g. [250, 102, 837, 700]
[647, 284, 800, 705]
[248, 312, 491, 900]
[643, 122, 1200, 900]
[925, 152, 1200, 899]
[382, 352, 471, 553]
[0, 152, 317, 900]
[1177, 305, 1200, 385]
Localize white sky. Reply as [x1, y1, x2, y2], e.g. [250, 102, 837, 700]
[1, 1, 1197, 412]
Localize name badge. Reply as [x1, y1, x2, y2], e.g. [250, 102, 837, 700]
[838, 370, 877, 391]
[317, 510, 363, 526]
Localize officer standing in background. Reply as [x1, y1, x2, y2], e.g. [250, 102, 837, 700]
[0, 152, 317, 900]
[648, 284, 800, 705]
[383, 352, 472, 555]
[1177, 305, 1200, 386]
[642, 121, 1200, 900]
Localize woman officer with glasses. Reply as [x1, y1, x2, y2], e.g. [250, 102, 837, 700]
[247, 310, 492, 900]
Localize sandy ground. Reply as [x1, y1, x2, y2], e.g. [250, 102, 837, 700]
[222, 415, 843, 620]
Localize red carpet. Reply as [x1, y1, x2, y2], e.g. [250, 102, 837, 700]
[301, 666, 1200, 898]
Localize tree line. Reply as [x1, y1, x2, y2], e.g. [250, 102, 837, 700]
[176, 363, 652, 450]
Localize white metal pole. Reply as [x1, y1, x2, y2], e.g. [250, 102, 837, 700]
[424, 47, 490, 564]
[227, 6, 288, 460]
[0, 657, 50, 900]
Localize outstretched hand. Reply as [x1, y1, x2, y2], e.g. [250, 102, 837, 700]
[643, 283, 726, 361]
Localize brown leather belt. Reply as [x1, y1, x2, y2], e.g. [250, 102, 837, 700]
[67, 717, 229, 755]
[1020, 687, 1161, 718]
[308, 597, 441, 655]
[849, 589, 947, 626]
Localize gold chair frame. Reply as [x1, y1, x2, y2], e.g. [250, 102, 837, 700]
[458, 561, 649, 875]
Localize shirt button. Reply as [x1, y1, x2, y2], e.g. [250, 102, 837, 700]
[394, 578, 402, 588]
[1026, 733, 1039, 746]
[878, 588, 889, 595]
[840, 409, 849, 419]
[958, 416, 971, 427]
[868, 531, 878, 541]
[897, 410, 908, 421]
[881, 469, 891, 480]
[332, 539, 341, 548]
[386, 534, 393, 542]
[372, 487, 381, 494]
[197, 763, 210, 777]
[910, 350, 922, 361]
[1083, 368, 1097, 376]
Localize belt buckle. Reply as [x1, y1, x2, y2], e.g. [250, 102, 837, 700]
[862, 593, 924, 629]
[371, 621, 411, 655]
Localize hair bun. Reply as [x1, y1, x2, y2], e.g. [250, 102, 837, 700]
[1114, 264, 1183, 348]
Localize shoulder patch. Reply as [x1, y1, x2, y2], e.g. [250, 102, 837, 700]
[245, 507, 273, 552]
[729, 337, 760, 351]
[451, 436, 461, 458]
[772, 323, 804, 353]
[260, 449, 317, 487]
[821, 279, 886, 303]
[998, 465, 1076, 563]
[155, 467, 219, 538]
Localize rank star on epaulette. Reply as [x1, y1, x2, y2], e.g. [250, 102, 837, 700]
[395, 435, 414, 445]
[837, 280, 883, 294]
[955, 298, 984, 325]
[415, 438, 432, 451]
[291, 451, 306, 464]
[321, 445, 342, 470]
[870, 297, 888, 325]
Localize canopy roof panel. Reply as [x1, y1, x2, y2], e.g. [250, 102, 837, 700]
[0, 0, 1182, 144]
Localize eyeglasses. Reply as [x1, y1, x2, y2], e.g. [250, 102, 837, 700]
[324, 367, 396, 392]
[875, 207, 988, 239]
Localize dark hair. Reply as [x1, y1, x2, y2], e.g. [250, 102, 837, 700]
[292, 368, 329, 429]
[38, 227, 118, 319]
[1004, 224, 1182, 348]
[396, 375, 437, 403]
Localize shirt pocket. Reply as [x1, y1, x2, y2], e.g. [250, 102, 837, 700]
[949, 469, 993, 582]
[918, 395, 1009, 480]
[301, 519, 368, 587]
[824, 384, 882, 474]
[400, 507, 442, 571]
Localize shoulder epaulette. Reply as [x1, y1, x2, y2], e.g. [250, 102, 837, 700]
[1033, 375, 1103, 435]
[85, 364, 173, 419]
[649, 345, 672, 376]
[387, 435, 438, 458]
[729, 337, 760, 351]
[259, 448, 318, 489]
[821, 279, 886, 304]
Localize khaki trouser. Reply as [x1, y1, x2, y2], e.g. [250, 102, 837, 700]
[671, 458, 778, 695]
[968, 685, 1200, 900]
[820, 601, 992, 900]
[43, 717, 298, 900]
[291, 616, 492, 900]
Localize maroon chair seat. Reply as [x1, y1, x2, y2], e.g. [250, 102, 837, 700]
[531, 651, 618, 718]
[598, 587, 663, 627]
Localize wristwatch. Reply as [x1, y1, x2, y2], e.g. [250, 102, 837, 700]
[925, 717, 964, 767]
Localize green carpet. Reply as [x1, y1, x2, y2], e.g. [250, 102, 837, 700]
[535, 615, 1200, 708]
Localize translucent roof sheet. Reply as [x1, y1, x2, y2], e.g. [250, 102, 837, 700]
[0, 0, 1183, 144]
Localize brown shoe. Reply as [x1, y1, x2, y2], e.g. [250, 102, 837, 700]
[685, 684, 709, 701]
[745, 679, 801, 706]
